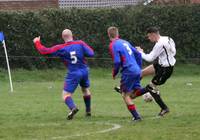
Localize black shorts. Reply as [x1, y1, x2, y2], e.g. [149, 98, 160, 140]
[152, 63, 174, 85]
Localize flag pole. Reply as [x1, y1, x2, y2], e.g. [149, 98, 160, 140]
[2, 40, 13, 92]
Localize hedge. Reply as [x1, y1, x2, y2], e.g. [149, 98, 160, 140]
[0, 5, 199, 69]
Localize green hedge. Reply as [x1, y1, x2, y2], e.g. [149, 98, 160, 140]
[0, 5, 199, 69]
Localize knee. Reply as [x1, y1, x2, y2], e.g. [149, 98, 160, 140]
[122, 93, 129, 99]
[62, 91, 72, 100]
[81, 87, 91, 96]
[146, 84, 157, 94]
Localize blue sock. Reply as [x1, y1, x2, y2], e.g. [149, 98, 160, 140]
[83, 95, 91, 112]
[65, 96, 76, 110]
[127, 104, 140, 119]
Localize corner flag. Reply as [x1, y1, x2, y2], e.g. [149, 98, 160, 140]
[0, 31, 13, 92]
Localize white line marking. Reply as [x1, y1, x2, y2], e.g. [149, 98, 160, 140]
[96, 122, 121, 133]
[51, 122, 121, 140]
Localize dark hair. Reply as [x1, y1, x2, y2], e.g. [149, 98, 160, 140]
[146, 27, 159, 34]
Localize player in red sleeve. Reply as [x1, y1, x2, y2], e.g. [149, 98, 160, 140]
[33, 29, 94, 120]
[108, 26, 143, 122]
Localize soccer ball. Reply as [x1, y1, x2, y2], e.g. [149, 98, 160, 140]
[142, 92, 153, 102]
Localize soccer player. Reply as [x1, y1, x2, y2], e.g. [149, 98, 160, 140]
[136, 27, 176, 116]
[33, 29, 94, 120]
[108, 26, 143, 121]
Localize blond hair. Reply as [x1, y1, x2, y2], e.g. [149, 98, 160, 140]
[107, 26, 119, 39]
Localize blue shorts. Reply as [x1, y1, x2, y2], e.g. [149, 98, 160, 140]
[64, 69, 90, 93]
[120, 73, 141, 93]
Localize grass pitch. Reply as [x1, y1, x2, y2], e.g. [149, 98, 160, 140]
[0, 64, 200, 140]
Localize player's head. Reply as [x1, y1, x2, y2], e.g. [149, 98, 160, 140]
[146, 27, 160, 42]
[107, 26, 119, 41]
[62, 29, 73, 42]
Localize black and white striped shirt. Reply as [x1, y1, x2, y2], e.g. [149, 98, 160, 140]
[141, 36, 176, 67]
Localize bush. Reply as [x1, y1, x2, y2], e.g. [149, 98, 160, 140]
[0, 5, 199, 69]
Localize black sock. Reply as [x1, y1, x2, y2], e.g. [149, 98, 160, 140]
[150, 92, 168, 110]
[146, 85, 168, 110]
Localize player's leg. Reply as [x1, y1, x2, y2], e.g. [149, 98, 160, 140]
[146, 83, 169, 116]
[129, 75, 149, 99]
[121, 74, 142, 121]
[63, 91, 79, 120]
[80, 69, 92, 116]
[81, 87, 91, 116]
[114, 64, 155, 94]
[147, 64, 173, 116]
[149, 64, 168, 112]
[122, 92, 141, 121]
[129, 65, 156, 100]
[63, 73, 80, 120]
[130, 87, 149, 99]
[141, 64, 155, 78]
[153, 66, 174, 86]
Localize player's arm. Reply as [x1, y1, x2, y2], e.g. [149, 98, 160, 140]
[139, 44, 163, 62]
[109, 44, 120, 79]
[169, 38, 176, 56]
[33, 36, 62, 55]
[113, 61, 120, 79]
[81, 41, 94, 57]
[131, 47, 142, 68]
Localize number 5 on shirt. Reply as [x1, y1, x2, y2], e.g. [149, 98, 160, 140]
[70, 51, 77, 64]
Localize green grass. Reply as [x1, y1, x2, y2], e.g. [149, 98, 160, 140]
[0, 64, 200, 140]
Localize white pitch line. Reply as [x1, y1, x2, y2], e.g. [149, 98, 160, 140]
[95, 122, 122, 133]
[51, 122, 121, 140]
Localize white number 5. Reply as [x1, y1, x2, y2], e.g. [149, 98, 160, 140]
[70, 51, 77, 64]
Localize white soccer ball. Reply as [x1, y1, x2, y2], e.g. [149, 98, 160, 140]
[142, 92, 153, 102]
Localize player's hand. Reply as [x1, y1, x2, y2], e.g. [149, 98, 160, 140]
[136, 46, 143, 52]
[33, 36, 40, 43]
